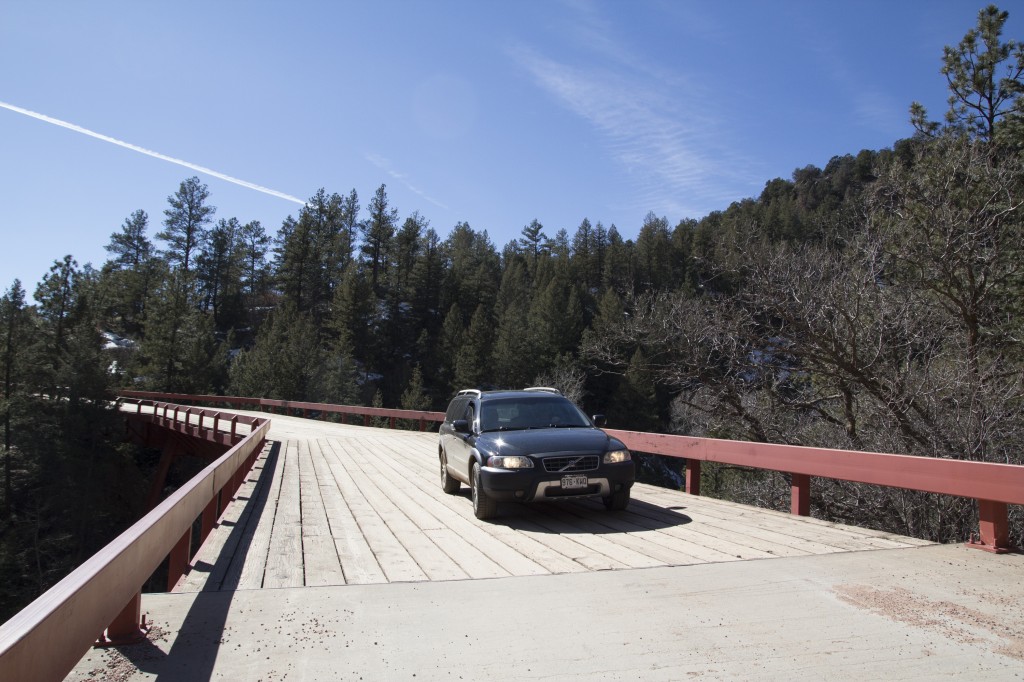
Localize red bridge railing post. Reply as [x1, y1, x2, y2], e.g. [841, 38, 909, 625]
[201, 495, 219, 543]
[791, 473, 811, 516]
[168, 528, 192, 591]
[685, 460, 701, 495]
[969, 499, 1011, 553]
[100, 592, 146, 646]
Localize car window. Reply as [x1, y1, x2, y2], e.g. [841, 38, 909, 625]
[479, 397, 590, 431]
[444, 397, 467, 423]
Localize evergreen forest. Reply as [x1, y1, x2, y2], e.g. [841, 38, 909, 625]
[3, 5, 1024, 621]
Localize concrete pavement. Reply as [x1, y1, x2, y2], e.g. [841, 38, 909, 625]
[68, 543, 1024, 681]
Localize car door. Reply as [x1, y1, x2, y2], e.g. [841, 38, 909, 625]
[447, 400, 476, 479]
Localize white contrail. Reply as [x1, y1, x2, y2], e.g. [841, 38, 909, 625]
[0, 100, 307, 205]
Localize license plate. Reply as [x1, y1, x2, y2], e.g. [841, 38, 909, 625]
[561, 474, 589, 490]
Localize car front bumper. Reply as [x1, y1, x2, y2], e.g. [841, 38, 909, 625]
[480, 462, 635, 502]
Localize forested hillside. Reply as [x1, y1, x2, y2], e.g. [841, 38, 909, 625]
[2, 5, 1023, 620]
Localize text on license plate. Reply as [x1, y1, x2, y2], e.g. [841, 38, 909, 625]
[561, 474, 589, 490]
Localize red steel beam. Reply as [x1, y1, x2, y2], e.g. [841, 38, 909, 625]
[606, 430, 1024, 507]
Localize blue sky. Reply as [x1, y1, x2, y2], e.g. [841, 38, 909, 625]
[0, 0, 1010, 291]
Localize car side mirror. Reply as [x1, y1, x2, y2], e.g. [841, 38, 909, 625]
[452, 419, 471, 434]
[592, 414, 607, 428]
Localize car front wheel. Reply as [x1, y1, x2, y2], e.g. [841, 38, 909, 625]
[471, 461, 498, 520]
[603, 488, 630, 511]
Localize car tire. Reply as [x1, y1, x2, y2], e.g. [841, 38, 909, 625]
[603, 488, 630, 511]
[440, 452, 460, 494]
[471, 461, 497, 520]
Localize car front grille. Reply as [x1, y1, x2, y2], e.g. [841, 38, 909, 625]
[542, 455, 600, 473]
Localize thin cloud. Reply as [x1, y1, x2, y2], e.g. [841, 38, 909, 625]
[0, 100, 307, 205]
[364, 152, 450, 211]
[511, 46, 761, 218]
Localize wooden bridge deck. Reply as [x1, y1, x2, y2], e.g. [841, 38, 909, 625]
[176, 412, 931, 594]
[66, 412, 1024, 681]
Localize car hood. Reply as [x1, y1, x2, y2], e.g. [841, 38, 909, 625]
[475, 428, 624, 457]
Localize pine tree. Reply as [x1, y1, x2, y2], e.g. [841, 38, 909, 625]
[439, 303, 465, 393]
[571, 217, 597, 292]
[196, 217, 245, 332]
[911, 4, 1023, 142]
[229, 304, 326, 400]
[519, 219, 548, 274]
[401, 366, 430, 411]
[337, 189, 360, 275]
[617, 348, 659, 431]
[157, 177, 215, 273]
[602, 225, 632, 296]
[453, 305, 492, 389]
[361, 184, 398, 294]
[105, 210, 153, 269]
[491, 258, 536, 387]
[275, 189, 350, 321]
[136, 271, 200, 391]
[323, 335, 360, 406]
[238, 219, 272, 322]
[1, 281, 29, 516]
[326, 266, 374, 368]
[408, 228, 445, 384]
[635, 212, 674, 291]
[34, 256, 81, 397]
[99, 210, 160, 337]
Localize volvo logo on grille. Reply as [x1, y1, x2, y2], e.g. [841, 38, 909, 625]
[559, 457, 584, 472]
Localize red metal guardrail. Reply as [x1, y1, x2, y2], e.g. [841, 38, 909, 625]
[0, 399, 270, 682]
[119, 390, 446, 431]
[606, 429, 1024, 554]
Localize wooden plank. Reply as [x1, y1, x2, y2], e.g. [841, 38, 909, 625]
[511, 505, 668, 569]
[232, 440, 288, 590]
[305, 441, 387, 585]
[262, 442, 305, 588]
[499, 515, 633, 571]
[356, 436, 571, 575]
[315, 439, 427, 583]
[324, 439, 474, 581]
[635, 487, 932, 550]
[548, 500, 725, 565]
[598, 493, 820, 559]
[303, 440, 387, 585]
[344, 437, 554, 577]
[297, 440, 346, 587]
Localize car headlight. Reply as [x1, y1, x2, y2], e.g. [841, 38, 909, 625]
[487, 455, 534, 469]
[603, 449, 631, 464]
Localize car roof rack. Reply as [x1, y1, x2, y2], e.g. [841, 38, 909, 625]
[523, 386, 562, 395]
[457, 389, 482, 397]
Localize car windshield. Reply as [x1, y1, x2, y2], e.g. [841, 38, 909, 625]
[479, 397, 592, 432]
